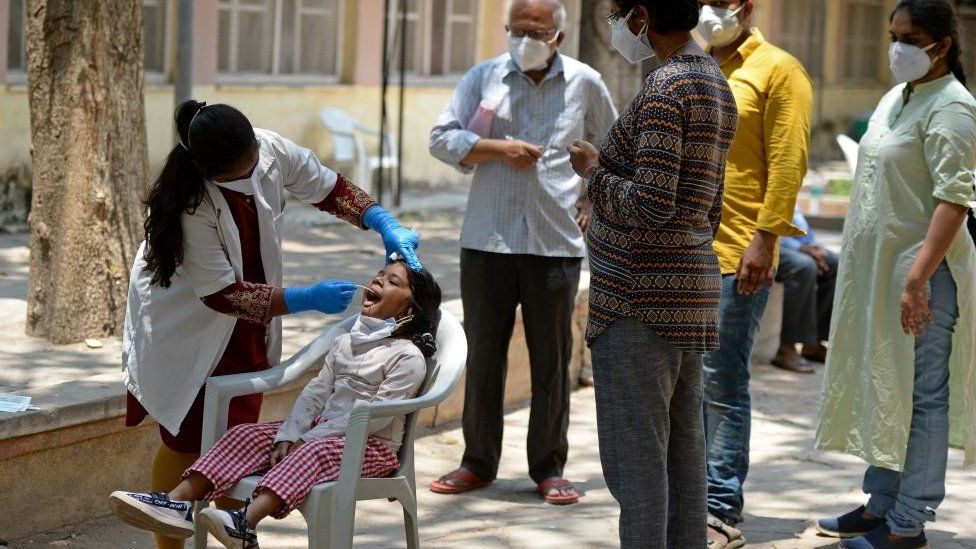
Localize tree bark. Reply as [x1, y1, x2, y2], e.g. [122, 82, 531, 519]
[25, 0, 147, 343]
[578, 0, 643, 113]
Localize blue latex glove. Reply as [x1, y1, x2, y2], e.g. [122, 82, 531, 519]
[362, 205, 423, 270]
[283, 280, 356, 314]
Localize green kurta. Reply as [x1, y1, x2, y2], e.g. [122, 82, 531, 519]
[817, 74, 976, 470]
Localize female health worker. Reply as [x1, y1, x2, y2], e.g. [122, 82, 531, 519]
[122, 100, 421, 548]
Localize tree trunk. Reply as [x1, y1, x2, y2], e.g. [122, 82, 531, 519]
[578, 0, 643, 113]
[25, 0, 147, 343]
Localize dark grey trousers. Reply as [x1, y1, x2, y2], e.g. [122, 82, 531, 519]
[776, 246, 839, 345]
[459, 248, 582, 483]
[591, 317, 707, 549]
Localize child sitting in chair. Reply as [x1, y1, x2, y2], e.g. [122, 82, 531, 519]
[109, 259, 441, 548]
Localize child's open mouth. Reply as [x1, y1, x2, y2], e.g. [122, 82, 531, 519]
[361, 285, 382, 308]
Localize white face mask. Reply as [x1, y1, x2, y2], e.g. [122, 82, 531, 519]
[349, 313, 413, 345]
[889, 41, 939, 84]
[610, 9, 655, 64]
[509, 35, 557, 72]
[211, 165, 259, 196]
[697, 5, 744, 48]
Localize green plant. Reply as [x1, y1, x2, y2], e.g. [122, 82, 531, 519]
[826, 178, 853, 197]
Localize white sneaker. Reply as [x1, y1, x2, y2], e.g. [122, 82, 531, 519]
[199, 507, 260, 548]
[108, 491, 194, 539]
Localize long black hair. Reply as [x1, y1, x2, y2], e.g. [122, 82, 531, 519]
[892, 0, 967, 87]
[396, 261, 442, 358]
[143, 100, 258, 288]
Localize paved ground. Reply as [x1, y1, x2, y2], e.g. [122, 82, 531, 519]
[11, 369, 976, 548]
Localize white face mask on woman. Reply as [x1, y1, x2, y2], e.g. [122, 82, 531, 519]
[349, 313, 413, 345]
[696, 5, 744, 48]
[610, 9, 655, 64]
[888, 41, 939, 84]
[509, 35, 557, 72]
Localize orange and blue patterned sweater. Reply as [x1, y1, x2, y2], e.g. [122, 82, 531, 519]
[585, 53, 738, 353]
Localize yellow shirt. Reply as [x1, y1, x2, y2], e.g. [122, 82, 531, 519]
[713, 29, 812, 274]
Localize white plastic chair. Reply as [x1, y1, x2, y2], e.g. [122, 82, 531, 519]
[836, 134, 860, 176]
[320, 108, 399, 195]
[192, 309, 467, 549]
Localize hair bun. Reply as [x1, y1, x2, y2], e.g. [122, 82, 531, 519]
[411, 332, 437, 358]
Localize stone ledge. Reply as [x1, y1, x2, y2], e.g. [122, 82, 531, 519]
[0, 282, 589, 448]
[0, 286, 590, 539]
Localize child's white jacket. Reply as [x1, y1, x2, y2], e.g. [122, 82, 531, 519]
[275, 334, 427, 452]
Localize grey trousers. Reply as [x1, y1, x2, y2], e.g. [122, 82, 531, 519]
[591, 317, 707, 549]
[459, 248, 582, 483]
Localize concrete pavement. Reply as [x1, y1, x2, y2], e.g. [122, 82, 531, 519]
[13, 367, 976, 547]
[4, 187, 975, 548]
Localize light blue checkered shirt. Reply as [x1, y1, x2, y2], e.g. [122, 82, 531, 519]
[430, 53, 618, 258]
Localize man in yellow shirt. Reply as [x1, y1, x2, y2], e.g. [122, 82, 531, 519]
[696, 1, 812, 546]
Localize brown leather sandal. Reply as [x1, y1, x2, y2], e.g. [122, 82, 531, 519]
[429, 468, 492, 494]
[537, 477, 580, 505]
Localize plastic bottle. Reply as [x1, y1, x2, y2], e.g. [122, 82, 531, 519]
[466, 99, 497, 138]
[807, 171, 825, 216]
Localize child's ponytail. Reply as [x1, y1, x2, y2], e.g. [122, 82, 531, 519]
[409, 311, 441, 358]
[400, 264, 442, 358]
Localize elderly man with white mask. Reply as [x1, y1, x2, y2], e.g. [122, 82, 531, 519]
[428, 0, 616, 505]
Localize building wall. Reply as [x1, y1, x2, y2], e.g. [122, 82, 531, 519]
[6, 0, 975, 188]
[750, 0, 894, 161]
[751, 0, 976, 162]
[1, 0, 583, 194]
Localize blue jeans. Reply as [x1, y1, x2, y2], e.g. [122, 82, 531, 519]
[863, 262, 957, 537]
[702, 275, 769, 524]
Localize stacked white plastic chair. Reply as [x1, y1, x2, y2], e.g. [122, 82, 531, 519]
[320, 108, 399, 196]
[836, 134, 860, 176]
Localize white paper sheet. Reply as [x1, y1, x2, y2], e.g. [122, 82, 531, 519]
[0, 394, 32, 413]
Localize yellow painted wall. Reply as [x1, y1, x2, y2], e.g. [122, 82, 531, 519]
[0, 85, 30, 178]
[3, 83, 462, 190]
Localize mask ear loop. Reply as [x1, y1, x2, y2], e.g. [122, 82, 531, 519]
[392, 315, 415, 337]
[395, 296, 426, 332]
[921, 41, 942, 63]
[623, 8, 649, 39]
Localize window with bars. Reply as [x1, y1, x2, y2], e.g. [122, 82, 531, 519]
[6, 0, 26, 74]
[143, 0, 170, 75]
[775, 0, 825, 81]
[388, 0, 478, 77]
[5, 0, 169, 79]
[842, 0, 885, 85]
[959, 6, 976, 91]
[217, 0, 343, 79]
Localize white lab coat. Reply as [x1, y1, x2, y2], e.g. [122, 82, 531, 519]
[123, 129, 340, 435]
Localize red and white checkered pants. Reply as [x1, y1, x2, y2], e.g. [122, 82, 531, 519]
[184, 420, 399, 518]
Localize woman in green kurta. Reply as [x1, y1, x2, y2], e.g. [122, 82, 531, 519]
[815, 2, 976, 548]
